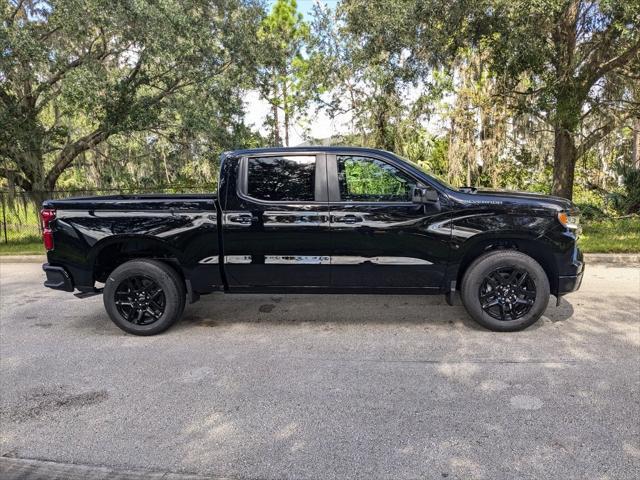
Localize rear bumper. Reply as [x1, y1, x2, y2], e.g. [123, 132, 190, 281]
[43, 263, 74, 292]
[557, 248, 585, 295]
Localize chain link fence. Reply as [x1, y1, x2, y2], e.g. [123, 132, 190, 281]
[0, 186, 211, 244]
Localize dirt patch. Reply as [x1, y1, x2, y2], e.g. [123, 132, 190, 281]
[1, 385, 108, 423]
[199, 320, 219, 327]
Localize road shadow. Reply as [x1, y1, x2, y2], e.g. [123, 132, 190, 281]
[174, 292, 576, 332]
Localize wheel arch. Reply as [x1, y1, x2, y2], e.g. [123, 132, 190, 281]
[454, 233, 559, 294]
[89, 235, 184, 284]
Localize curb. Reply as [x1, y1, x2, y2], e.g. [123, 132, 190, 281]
[0, 457, 227, 480]
[0, 253, 638, 265]
[584, 253, 640, 266]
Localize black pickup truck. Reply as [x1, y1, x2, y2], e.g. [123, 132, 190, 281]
[41, 147, 584, 335]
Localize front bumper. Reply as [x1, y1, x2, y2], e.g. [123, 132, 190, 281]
[43, 263, 74, 292]
[557, 248, 585, 295]
[558, 269, 584, 294]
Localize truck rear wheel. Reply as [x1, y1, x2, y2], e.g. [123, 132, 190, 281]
[104, 259, 185, 335]
[460, 250, 550, 332]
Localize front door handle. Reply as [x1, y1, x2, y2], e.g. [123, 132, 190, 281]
[228, 214, 254, 225]
[335, 214, 362, 224]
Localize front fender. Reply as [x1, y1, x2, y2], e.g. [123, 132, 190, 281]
[443, 209, 561, 292]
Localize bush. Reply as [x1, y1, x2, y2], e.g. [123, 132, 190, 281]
[572, 184, 619, 218]
[621, 169, 640, 214]
[575, 203, 606, 220]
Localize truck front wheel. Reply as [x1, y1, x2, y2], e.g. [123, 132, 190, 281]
[103, 259, 186, 335]
[460, 250, 550, 332]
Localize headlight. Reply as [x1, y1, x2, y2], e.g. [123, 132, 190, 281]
[558, 211, 580, 230]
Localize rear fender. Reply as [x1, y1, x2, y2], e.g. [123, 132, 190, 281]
[89, 235, 184, 283]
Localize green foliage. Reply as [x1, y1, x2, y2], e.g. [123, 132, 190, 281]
[401, 133, 449, 181]
[620, 169, 640, 214]
[1, 0, 266, 191]
[341, 158, 409, 198]
[0, 196, 40, 243]
[339, 0, 640, 199]
[575, 203, 606, 220]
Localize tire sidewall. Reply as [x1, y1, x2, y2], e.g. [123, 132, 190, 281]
[104, 261, 183, 335]
[462, 252, 550, 332]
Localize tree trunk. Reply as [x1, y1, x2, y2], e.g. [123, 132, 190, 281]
[633, 117, 639, 170]
[272, 102, 280, 146]
[44, 130, 109, 190]
[283, 78, 289, 147]
[552, 126, 577, 199]
[272, 82, 281, 147]
[374, 103, 394, 151]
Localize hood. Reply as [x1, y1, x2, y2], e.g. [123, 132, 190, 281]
[453, 188, 576, 212]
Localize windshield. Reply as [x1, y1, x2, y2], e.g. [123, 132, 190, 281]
[395, 155, 458, 191]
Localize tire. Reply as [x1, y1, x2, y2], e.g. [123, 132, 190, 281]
[460, 250, 550, 332]
[104, 259, 186, 335]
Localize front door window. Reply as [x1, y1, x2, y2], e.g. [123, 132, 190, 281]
[337, 155, 416, 202]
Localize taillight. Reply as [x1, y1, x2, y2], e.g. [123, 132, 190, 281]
[40, 208, 56, 251]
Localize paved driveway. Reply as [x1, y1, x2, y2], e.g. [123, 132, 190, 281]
[1, 262, 639, 479]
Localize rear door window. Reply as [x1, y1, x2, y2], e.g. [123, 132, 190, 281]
[247, 156, 316, 202]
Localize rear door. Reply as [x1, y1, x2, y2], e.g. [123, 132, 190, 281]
[327, 152, 450, 289]
[222, 152, 331, 288]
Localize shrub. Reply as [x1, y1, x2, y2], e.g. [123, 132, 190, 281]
[621, 169, 640, 214]
[575, 203, 606, 220]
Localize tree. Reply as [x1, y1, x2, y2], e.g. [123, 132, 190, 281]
[0, 0, 263, 192]
[256, 0, 309, 147]
[482, 0, 640, 199]
[341, 0, 640, 199]
[308, 3, 431, 153]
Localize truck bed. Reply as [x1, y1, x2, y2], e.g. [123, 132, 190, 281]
[42, 193, 217, 211]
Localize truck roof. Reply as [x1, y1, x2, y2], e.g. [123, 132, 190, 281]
[222, 146, 395, 158]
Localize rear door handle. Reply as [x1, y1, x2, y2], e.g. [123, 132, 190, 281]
[335, 214, 362, 224]
[228, 214, 254, 225]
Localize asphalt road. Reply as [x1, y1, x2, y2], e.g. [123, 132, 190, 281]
[1, 263, 639, 480]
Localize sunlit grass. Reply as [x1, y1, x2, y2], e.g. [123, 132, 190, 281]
[579, 217, 640, 253]
[0, 240, 44, 255]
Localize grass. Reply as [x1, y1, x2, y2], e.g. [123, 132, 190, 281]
[0, 216, 638, 256]
[0, 200, 44, 255]
[579, 217, 640, 253]
[0, 240, 44, 255]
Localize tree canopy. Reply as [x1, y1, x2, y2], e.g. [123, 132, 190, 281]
[340, 0, 640, 198]
[1, 0, 263, 191]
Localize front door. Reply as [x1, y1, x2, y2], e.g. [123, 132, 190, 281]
[222, 153, 331, 288]
[327, 153, 450, 289]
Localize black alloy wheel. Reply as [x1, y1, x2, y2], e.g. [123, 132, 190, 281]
[114, 275, 166, 325]
[478, 267, 536, 321]
[104, 259, 186, 335]
[460, 250, 550, 332]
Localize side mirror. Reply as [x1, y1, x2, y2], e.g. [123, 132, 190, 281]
[412, 185, 439, 203]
